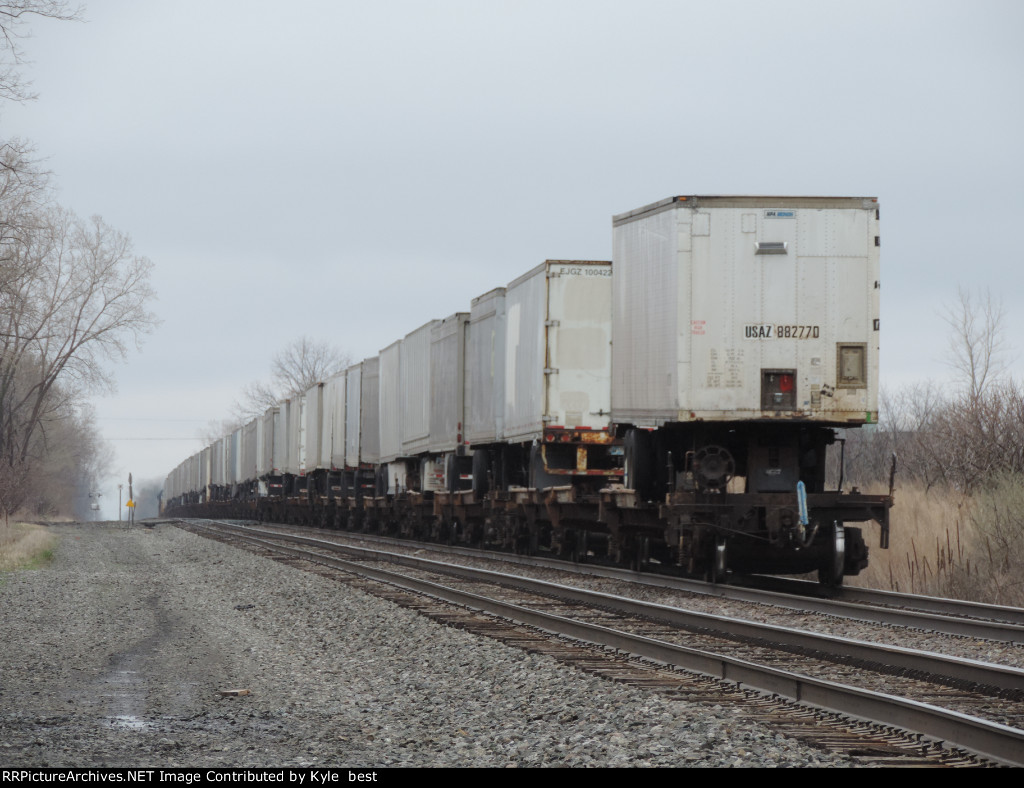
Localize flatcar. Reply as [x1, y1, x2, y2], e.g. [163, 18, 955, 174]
[163, 196, 892, 587]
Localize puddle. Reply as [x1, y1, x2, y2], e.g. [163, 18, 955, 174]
[109, 715, 153, 731]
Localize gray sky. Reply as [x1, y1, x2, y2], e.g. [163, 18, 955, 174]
[3, 0, 1022, 519]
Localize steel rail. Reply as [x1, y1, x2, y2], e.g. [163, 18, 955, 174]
[186, 520, 1024, 767]
[219, 518, 1024, 643]
[196, 520, 1024, 693]
[839, 584, 1024, 627]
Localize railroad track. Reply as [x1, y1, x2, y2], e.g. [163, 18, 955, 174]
[207, 518, 1024, 649]
[179, 518, 1024, 766]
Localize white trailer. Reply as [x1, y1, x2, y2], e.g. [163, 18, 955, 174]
[378, 341, 402, 465]
[381, 319, 440, 493]
[211, 438, 225, 488]
[357, 356, 380, 466]
[241, 418, 258, 485]
[428, 312, 470, 492]
[304, 381, 325, 473]
[285, 394, 307, 478]
[504, 260, 613, 441]
[610, 196, 887, 583]
[259, 406, 280, 478]
[338, 357, 380, 499]
[401, 320, 438, 458]
[466, 288, 506, 446]
[429, 312, 470, 453]
[228, 427, 241, 488]
[321, 371, 346, 471]
[344, 362, 363, 469]
[466, 260, 616, 492]
[198, 446, 211, 501]
[611, 196, 880, 426]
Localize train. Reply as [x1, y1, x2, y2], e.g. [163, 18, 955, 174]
[163, 195, 893, 587]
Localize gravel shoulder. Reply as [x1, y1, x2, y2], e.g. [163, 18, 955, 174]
[0, 522, 849, 768]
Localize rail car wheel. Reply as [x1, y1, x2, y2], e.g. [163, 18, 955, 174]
[573, 529, 589, 563]
[843, 526, 869, 576]
[636, 536, 652, 571]
[818, 520, 846, 588]
[556, 528, 575, 559]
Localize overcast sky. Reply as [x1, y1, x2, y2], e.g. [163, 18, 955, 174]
[3, 0, 1022, 518]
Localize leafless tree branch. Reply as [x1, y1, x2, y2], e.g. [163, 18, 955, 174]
[942, 286, 1009, 403]
[0, 1, 83, 102]
[0, 207, 157, 517]
[233, 337, 351, 422]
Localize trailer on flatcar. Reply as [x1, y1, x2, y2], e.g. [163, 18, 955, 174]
[162, 198, 892, 586]
[608, 196, 890, 583]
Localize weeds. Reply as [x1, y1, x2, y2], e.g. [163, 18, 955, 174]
[0, 521, 58, 573]
[851, 476, 1024, 606]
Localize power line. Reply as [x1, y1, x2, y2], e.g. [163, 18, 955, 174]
[98, 417, 211, 422]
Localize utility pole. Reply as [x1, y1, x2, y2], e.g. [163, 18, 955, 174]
[118, 484, 123, 521]
[128, 473, 134, 526]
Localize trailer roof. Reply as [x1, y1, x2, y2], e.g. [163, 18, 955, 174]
[613, 195, 878, 225]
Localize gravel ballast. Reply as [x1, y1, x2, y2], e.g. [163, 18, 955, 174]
[0, 522, 851, 768]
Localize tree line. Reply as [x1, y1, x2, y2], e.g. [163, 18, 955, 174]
[1, 2, 157, 520]
[837, 289, 1021, 494]
[835, 290, 1024, 603]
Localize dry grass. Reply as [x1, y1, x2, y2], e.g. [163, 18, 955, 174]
[0, 521, 58, 573]
[850, 480, 1024, 606]
[850, 484, 968, 594]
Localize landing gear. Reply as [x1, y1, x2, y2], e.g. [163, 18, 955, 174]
[624, 429, 655, 501]
[818, 520, 846, 588]
[471, 449, 491, 498]
[529, 444, 559, 490]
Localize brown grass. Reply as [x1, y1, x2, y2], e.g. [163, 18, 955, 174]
[0, 521, 58, 573]
[850, 484, 966, 594]
[849, 481, 1023, 605]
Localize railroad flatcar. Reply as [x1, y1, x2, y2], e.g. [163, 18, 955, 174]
[609, 196, 890, 584]
[163, 196, 892, 586]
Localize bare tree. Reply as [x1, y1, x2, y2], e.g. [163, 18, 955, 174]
[0, 208, 156, 519]
[197, 416, 245, 446]
[20, 397, 110, 519]
[0, 1, 82, 103]
[840, 288, 1024, 495]
[234, 337, 351, 421]
[942, 287, 1008, 403]
[0, 1, 134, 523]
[0, 139, 47, 238]
[272, 336, 351, 399]
[0, 1, 73, 195]
[234, 379, 280, 423]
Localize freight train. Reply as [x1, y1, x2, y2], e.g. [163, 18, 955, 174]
[164, 196, 893, 586]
